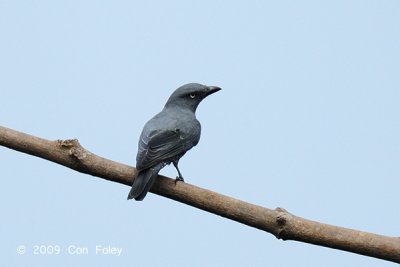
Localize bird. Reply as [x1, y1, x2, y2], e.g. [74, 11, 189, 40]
[127, 83, 221, 201]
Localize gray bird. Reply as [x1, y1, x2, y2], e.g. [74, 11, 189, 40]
[127, 83, 221, 201]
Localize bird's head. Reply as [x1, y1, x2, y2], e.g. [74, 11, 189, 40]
[165, 83, 221, 112]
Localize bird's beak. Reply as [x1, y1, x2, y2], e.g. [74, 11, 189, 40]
[206, 86, 222, 96]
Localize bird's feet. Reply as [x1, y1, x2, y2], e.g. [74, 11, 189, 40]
[174, 176, 185, 184]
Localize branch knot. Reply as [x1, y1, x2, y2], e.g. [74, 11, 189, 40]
[57, 139, 90, 160]
[275, 207, 291, 240]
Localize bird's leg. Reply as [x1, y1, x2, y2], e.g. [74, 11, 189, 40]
[173, 161, 184, 183]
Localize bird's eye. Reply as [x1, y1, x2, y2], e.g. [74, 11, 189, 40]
[190, 93, 196, 99]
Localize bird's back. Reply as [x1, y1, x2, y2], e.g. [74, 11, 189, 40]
[136, 107, 201, 170]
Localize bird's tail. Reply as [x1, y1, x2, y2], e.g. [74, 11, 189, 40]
[127, 163, 164, 201]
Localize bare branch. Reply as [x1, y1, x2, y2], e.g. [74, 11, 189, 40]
[1, 125, 399, 263]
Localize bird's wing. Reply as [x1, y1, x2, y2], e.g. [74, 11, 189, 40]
[136, 128, 196, 170]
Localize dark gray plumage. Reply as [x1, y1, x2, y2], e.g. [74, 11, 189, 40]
[128, 83, 221, 201]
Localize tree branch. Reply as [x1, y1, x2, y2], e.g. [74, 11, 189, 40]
[1, 125, 399, 263]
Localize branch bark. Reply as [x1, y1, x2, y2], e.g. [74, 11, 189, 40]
[1, 125, 399, 263]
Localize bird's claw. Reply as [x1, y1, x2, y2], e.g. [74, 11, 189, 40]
[174, 176, 184, 184]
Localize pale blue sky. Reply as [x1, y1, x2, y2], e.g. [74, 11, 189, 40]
[1, 1, 399, 266]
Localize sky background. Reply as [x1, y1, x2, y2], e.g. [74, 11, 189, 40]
[1, 1, 399, 266]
